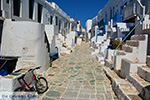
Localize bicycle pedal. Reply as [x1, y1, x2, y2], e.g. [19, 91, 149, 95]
[30, 87, 35, 91]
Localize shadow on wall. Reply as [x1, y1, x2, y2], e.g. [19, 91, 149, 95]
[0, 20, 4, 49]
[44, 31, 50, 53]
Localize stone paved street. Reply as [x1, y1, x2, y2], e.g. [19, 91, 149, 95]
[39, 42, 117, 100]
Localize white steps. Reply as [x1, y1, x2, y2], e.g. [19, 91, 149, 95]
[116, 50, 126, 55]
[104, 59, 113, 69]
[103, 67, 142, 100]
[131, 35, 146, 41]
[126, 40, 139, 47]
[120, 59, 145, 79]
[147, 56, 150, 67]
[103, 34, 149, 100]
[122, 45, 134, 53]
[128, 74, 150, 100]
[95, 53, 104, 62]
[137, 66, 150, 82]
[91, 49, 99, 55]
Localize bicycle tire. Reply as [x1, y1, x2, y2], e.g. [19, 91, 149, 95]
[35, 77, 48, 94]
[14, 87, 24, 92]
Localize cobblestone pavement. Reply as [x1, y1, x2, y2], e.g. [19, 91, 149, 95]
[39, 43, 117, 100]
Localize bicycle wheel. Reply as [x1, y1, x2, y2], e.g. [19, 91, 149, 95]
[14, 87, 24, 92]
[35, 77, 48, 94]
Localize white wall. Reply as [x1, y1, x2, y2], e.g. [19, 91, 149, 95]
[1, 19, 49, 73]
[86, 20, 92, 33]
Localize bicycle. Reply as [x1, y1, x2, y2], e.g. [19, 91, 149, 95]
[14, 66, 48, 94]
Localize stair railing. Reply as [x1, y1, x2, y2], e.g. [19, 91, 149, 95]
[113, 10, 150, 55]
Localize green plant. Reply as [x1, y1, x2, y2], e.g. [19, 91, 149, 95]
[113, 39, 125, 46]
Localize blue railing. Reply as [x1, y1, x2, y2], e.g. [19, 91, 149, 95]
[113, 12, 121, 26]
[76, 30, 81, 35]
[50, 47, 59, 62]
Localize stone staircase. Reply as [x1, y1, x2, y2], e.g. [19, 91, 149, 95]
[103, 67, 143, 100]
[104, 34, 150, 100]
[94, 38, 110, 65]
[56, 33, 73, 55]
[127, 56, 150, 100]
[112, 35, 147, 74]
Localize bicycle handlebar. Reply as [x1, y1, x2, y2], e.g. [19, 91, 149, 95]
[28, 66, 41, 72]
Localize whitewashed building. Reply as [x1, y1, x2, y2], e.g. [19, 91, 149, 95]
[85, 19, 92, 42]
[0, 0, 80, 93]
[87, 0, 150, 99]
[0, 0, 73, 72]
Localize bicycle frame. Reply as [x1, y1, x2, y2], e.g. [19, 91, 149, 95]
[18, 73, 36, 91]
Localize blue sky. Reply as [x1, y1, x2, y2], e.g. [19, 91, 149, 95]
[47, 0, 108, 28]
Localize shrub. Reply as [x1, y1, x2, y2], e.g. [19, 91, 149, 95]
[113, 39, 125, 46]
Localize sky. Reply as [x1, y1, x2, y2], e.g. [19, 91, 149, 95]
[47, 0, 108, 28]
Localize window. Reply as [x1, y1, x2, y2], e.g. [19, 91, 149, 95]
[50, 16, 53, 25]
[110, 8, 112, 19]
[6, 0, 9, 4]
[64, 22, 67, 28]
[13, 0, 21, 16]
[113, 7, 115, 16]
[38, 3, 42, 23]
[55, 16, 58, 25]
[105, 12, 107, 23]
[59, 20, 61, 32]
[29, 0, 34, 19]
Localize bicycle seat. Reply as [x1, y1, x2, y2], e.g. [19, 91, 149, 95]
[28, 66, 41, 72]
[35, 66, 41, 69]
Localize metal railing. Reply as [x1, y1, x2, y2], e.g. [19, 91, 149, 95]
[124, 0, 145, 21]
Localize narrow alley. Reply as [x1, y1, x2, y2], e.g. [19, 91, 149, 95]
[40, 42, 117, 100]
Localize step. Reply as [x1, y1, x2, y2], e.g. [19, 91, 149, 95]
[128, 74, 150, 100]
[120, 59, 145, 79]
[147, 56, 150, 67]
[103, 67, 142, 100]
[131, 35, 146, 41]
[91, 49, 99, 55]
[126, 40, 139, 47]
[95, 53, 104, 62]
[116, 50, 126, 55]
[104, 59, 113, 69]
[100, 60, 105, 65]
[122, 45, 133, 53]
[137, 66, 150, 82]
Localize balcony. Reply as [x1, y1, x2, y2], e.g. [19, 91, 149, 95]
[124, 0, 145, 22]
[113, 12, 121, 26]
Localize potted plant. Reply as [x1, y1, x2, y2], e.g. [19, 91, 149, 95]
[112, 39, 125, 49]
